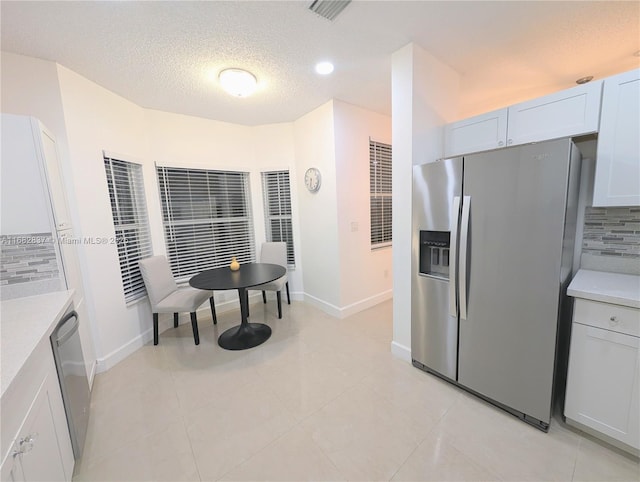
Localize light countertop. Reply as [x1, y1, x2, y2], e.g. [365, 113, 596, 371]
[1, 290, 74, 397]
[568, 269, 640, 309]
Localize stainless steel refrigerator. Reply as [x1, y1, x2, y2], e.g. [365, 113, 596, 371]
[411, 138, 581, 431]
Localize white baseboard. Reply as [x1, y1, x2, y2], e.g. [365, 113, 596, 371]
[391, 340, 411, 363]
[303, 293, 342, 318]
[95, 330, 151, 373]
[339, 290, 393, 318]
[304, 290, 392, 319]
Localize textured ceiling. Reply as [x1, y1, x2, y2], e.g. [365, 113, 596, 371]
[1, 1, 639, 126]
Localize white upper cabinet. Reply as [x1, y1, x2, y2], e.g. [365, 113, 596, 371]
[36, 121, 72, 230]
[592, 69, 640, 207]
[444, 80, 603, 158]
[0, 114, 72, 234]
[506, 80, 603, 146]
[0, 115, 51, 235]
[444, 109, 508, 158]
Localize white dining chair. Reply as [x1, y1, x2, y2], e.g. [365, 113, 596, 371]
[251, 241, 290, 319]
[138, 255, 216, 345]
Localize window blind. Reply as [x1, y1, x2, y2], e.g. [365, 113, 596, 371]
[103, 156, 153, 303]
[261, 171, 295, 266]
[370, 139, 392, 247]
[157, 166, 256, 280]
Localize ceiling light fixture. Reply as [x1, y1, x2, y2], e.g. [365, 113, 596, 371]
[218, 68, 257, 97]
[315, 61, 334, 75]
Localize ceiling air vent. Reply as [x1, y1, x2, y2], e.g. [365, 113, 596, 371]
[308, 0, 351, 21]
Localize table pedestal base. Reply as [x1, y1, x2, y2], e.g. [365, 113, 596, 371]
[218, 322, 272, 350]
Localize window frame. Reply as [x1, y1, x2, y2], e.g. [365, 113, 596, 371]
[369, 139, 393, 249]
[261, 170, 296, 267]
[103, 153, 153, 304]
[156, 165, 256, 281]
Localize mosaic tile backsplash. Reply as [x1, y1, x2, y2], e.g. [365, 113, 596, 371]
[1, 232, 60, 285]
[581, 206, 640, 275]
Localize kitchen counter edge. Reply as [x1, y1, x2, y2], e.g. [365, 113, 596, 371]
[1, 290, 74, 397]
[567, 269, 640, 309]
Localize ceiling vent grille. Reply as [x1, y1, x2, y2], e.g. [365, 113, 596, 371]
[308, 0, 351, 21]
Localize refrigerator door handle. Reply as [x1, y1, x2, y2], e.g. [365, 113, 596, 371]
[459, 196, 471, 320]
[449, 196, 461, 317]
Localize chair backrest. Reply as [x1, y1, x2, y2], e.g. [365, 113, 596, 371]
[138, 255, 178, 309]
[260, 242, 287, 267]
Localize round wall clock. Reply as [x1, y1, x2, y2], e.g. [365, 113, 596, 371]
[304, 167, 322, 193]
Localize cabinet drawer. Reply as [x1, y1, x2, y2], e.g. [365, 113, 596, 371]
[574, 299, 640, 337]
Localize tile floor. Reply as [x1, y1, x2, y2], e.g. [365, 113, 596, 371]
[74, 299, 639, 481]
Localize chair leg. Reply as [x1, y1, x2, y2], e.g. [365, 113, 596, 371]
[209, 297, 217, 325]
[153, 313, 159, 345]
[190, 312, 200, 345]
[262, 291, 266, 304]
[285, 282, 290, 304]
[174, 313, 179, 328]
[246, 291, 250, 317]
[276, 291, 282, 319]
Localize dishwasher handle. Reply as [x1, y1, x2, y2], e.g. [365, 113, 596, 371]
[53, 311, 79, 347]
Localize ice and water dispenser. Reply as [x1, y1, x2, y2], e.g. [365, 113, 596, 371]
[419, 230, 450, 279]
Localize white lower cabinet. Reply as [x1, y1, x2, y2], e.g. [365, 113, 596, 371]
[1, 342, 74, 481]
[565, 299, 640, 453]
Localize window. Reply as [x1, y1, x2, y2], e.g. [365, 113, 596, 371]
[103, 155, 153, 303]
[370, 139, 392, 247]
[156, 166, 255, 280]
[261, 170, 295, 266]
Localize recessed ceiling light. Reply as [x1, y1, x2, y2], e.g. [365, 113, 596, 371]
[315, 61, 334, 75]
[218, 68, 257, 97]
[576, 75, 594, 85]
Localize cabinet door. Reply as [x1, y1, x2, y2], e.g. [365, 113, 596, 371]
[13, 376, 68, 482]
[35, 121, 72, 230]
[507, 81, 603, 147]
[0, 114, 52, 235]
[443, 108, 507, 157]
[565, 322, 640, 450]
[593, 69, 640, 207]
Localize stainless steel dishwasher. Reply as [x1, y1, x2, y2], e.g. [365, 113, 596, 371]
[50, 307, 90, 459]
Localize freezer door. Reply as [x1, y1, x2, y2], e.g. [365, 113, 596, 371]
[458, 139, 574, 424]
[411, 158, 462, 380]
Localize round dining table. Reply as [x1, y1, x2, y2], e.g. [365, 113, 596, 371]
[189, 263, 286, 350]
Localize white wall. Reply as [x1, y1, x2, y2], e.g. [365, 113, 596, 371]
[333, 100, 393, 314]
[391, 43, 460, 361]
[144, 110, 304, 295]
[293, 101, 341, 313]
[56, 64, 152, 367]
